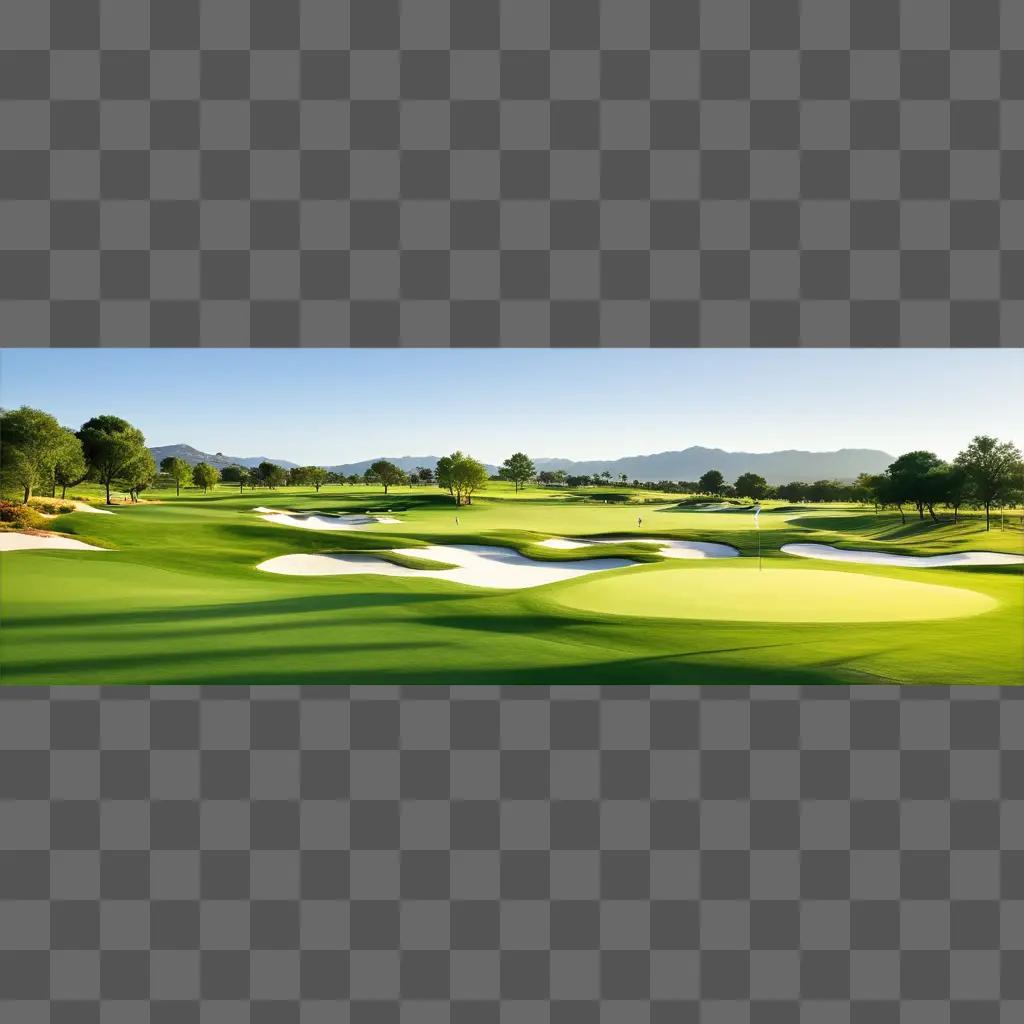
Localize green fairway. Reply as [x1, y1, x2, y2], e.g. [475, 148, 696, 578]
[2, 483, 1022, 686]
[550, 563, 999, 623]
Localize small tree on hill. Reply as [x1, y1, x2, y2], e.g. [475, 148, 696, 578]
[499, 452, 536, 493]
[193, 462, 218, 493]
[698, 470, 725, 495]
[160, 456, 193, 496]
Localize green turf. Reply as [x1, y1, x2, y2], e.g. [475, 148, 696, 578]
[2, 482, 1021, 686]
[549, 562, 999, 622]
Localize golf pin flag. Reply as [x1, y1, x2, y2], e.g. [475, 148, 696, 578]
[753, 502, 762, 527]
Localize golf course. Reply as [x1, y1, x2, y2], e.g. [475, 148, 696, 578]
[2, 481, 1021, 686]
[2, 349, 1022, 686]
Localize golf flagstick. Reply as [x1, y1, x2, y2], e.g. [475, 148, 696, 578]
[753, 502, 762, 570]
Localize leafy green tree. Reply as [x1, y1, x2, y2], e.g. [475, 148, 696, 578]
[436, 451, 489, 505]
[885, 451, 944, 520]
[257, 461, 287, 489]
[955, 435, 1024, 530]
[220, 465, 249, 493]
[777, 481, 810, 503]
[304, 466, 329, 492]
[160, 456, 193, 496]
[0, 406, 73, 503]
[78, 415, 149, 506]
[498, 452, 536, 493]
[368, 460, 407, 495]
[192, 462, 218, 493]
[698, 470, 725, 495]
[51, 428, 88, 499]
[122, 450, 156, 502]
[287, 467, 308, 486]
[734, 472, 769, 500]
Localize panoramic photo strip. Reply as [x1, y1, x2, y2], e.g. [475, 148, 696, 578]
[1, 348, 1022, 686]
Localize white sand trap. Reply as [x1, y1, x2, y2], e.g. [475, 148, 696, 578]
[0, 532, 107, 552]
[257, 544, 634, 589]
[539, 536, 739, 559]
[690, 502, 750, 512]
[69, 500, 114, 514]
[782, 543, 1024, 568]
[252, 506, 286, 514]
[258, 510, 404, 531]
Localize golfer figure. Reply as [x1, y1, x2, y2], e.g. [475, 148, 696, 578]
[637, 516, 642, 528]
[455, 516, 459, 525]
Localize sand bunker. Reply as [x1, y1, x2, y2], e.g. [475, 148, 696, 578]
[552, 566, 998, 623]
[0, 532, 107, 552]
[257, 510, 403, 531]
[782, 543, 1024, 568]
[539, 536, 739, 559]
[257, 544, 633, 589]
[70, 500, 114, 514]
[689, 502, 750, 512]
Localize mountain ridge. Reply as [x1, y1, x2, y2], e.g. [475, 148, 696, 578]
[150, 444, 895, 484]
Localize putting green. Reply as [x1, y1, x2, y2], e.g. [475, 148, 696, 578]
[551, 566, 998, 623]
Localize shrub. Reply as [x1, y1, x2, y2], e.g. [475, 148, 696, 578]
[29, 499, 75, 515]
[0, 500, 47, 530]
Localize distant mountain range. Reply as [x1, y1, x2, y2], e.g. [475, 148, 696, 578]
[151, 444, 894, 484]
[149, 445, 299, 471]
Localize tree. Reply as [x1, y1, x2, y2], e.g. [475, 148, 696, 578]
[257, 461, 286, 489]
[698, 470, 725, 495]
[955, 435, 1024, 530]
[414, 466, 434, 485]
[368, 460, 407, 495]
[160, 456, 193, 497]
[78, 415, 149, 505]
[192, 462, 218, 493]
[600, 471, 612, 483]
[121, 450, 156, 502]
[287, 467, 308, 487]
[734, 472, 769, 500]
[220, 465, 249, 493]
[886, 451, 944, 520]
[0, 406, 74, 504]
[619, 473, 628, 485]
[926, 463, 970, 523]
[777, 481, 810, 503]
[499, 452, 536, 493]
[436, 451, 489, 506]
[51, 428, 88, 499]
[302, 466, 329, 492]
[858, 474, 887, 513]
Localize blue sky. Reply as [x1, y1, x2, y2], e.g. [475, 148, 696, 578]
[2, 349, 1020, 463]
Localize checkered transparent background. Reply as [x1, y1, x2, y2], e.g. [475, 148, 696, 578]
[1, 0, 1023, 345]
[1, 684, 1022, 1020]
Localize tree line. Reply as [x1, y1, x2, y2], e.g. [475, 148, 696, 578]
[3, 407, 1020, 528]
